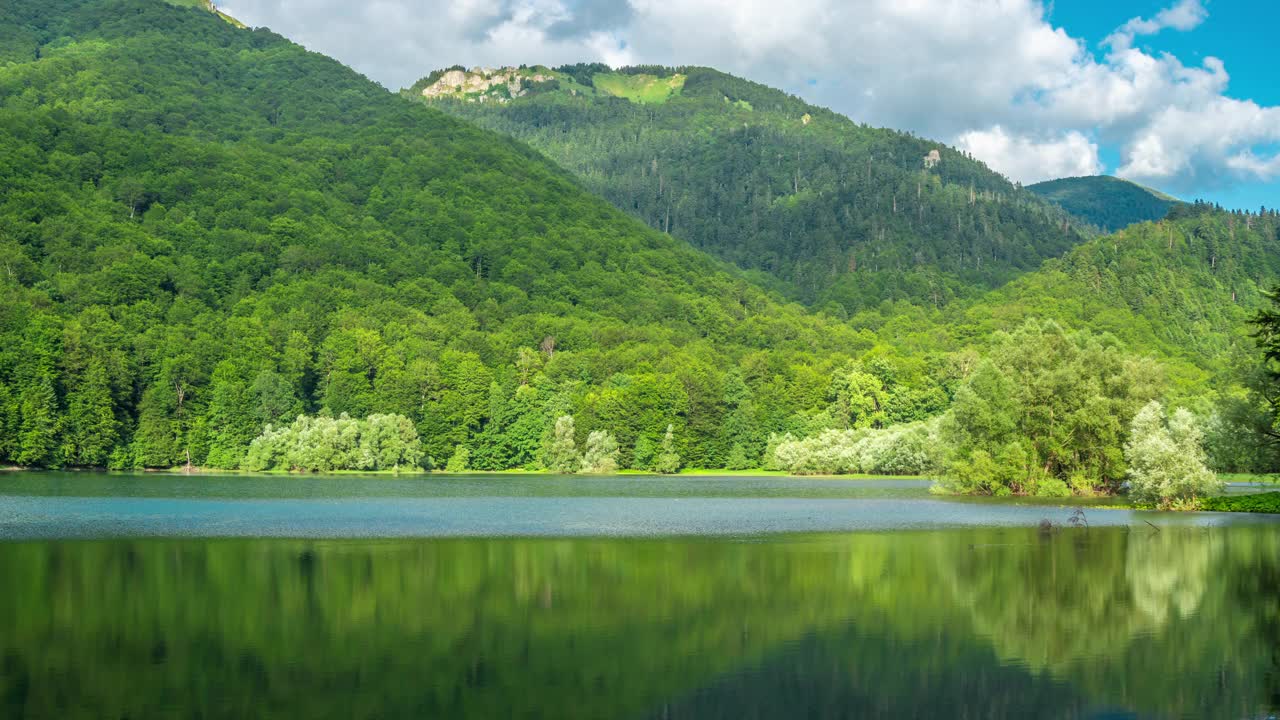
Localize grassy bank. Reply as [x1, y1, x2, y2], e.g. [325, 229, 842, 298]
[1202, 492, 1280, 513]
[5, 465, 924, 480]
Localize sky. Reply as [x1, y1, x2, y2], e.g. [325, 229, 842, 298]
[219, 0, 1279, 209]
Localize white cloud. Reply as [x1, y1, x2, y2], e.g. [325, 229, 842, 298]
[957, 127, 1102, 184]
[1106, 0, 1207, 50]
[220, 0, 1280, 191]
[1118, 97, 1280, 184]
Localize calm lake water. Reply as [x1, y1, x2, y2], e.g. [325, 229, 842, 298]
[1, 471, 1278, 718]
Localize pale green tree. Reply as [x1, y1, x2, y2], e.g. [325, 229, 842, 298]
[545, 415, 581, 473]
[241, 413, 422, 472]
[358, 414, 424, 470]
[1125, 401, 1222, 507]
[772, 418, 945, 477]
[581, 430, 620, 474]
[654, 424, 681, 474]
[445, 444, 471, 472]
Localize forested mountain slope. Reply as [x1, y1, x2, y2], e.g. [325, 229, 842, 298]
[870, 203, 1280, 392]
[1028, 176, 1180, 232]
[0, 0, 912, 471]
[408, 65, 1089, 311]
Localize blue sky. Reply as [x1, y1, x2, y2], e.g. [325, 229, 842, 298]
[225, 0, 1278, 210]
[1052, 1, 1277, 105]
[1048, 1, 1277, 208]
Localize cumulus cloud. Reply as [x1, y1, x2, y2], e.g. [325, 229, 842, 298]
[1118, 97, 1280, 184]
[957, 127, 1102, 185]
[220, 0, 1280, 191]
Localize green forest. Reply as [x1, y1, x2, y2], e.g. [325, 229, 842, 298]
[3, 0, 1280, 505]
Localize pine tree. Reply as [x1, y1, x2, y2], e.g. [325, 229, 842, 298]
[15, 374, 58, 467]
[724, 443, 753, 471]
[59, 360, 118, 467]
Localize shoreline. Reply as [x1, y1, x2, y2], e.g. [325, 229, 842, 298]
[4, 467, 1277, 513]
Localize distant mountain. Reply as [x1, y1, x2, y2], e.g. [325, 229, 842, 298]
[408, 65, 1089, 311]
[1027, 175, 1179, 232]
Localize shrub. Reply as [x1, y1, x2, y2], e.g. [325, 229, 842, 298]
[242, 413, 423, 472]
[1201, 492, 1280, 513]
[772, 417, 946, 476]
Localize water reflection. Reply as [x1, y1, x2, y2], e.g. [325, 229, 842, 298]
[0, 527, 1276, 718]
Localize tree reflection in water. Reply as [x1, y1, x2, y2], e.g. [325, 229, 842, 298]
[0, 526, 1275, 719]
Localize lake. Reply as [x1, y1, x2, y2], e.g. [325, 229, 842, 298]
[1, 472, 1278, 718]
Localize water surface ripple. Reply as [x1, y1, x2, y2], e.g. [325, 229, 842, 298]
[0, 472, 1269, 539]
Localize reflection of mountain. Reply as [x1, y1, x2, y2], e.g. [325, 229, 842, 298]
[646, 624, 1089, 719]
[0, 529, 1275, 718]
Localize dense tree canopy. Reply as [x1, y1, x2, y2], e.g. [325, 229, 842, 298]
[935, 320, 1164, 496]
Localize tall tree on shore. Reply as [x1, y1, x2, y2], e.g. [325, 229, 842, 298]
[1250, 287, 1280, 444]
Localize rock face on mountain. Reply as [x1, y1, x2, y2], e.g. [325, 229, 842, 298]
[420, 67, 556, 102]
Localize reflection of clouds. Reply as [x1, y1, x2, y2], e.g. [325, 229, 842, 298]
[1127, 529, 1217, 627]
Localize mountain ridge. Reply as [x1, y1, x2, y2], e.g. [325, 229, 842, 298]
[409, 63, 1092, 311]
[1028, 175, 1180, 232]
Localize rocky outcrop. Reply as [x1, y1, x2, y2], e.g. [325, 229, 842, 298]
[422, 67, 554, 100]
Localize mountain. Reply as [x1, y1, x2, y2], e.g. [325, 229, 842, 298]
[1027, 175, 1180, 232]
[0, 0, 905, 472]
[3, 0, 1275, 480]
[408, 65, 1090, 311]
[406, 65, 1275, 387]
